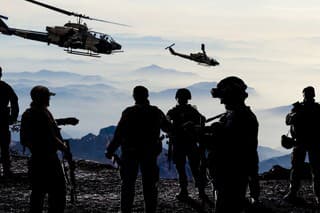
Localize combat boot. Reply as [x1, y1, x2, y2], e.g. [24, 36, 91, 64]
[3, 169, 13, 178]
[283, 191, 304, 205]
[176, 188, 189, 201]
[198, 187, 209, 201]
[2, 164, 13, 178]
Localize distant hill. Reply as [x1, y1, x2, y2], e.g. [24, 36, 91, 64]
[152, 81, 257, 100]
[258, 146, 286, 161]
[10, 123, 290, 177]
[6, 70, 105, 82]
[259, 105, 292, 115]
[133, 64, 197, 78]
[259, 154, 291, 173]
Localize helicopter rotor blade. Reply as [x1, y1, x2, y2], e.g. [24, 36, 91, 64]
[87, 17, 130, 27]
[25, 0, 130, 27]
[25, 0, 75, 16]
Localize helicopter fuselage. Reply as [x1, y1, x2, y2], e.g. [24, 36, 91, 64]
[0, 18, 122, 56]
[46, 23, 121, 53]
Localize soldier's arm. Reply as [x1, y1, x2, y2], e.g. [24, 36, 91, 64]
[106, 111, 127, 158]
[286, 102, 300, 125]
[106, 125, 122, 156]
[285, 112, 296, 125]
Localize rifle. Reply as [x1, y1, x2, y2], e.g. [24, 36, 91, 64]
[55, 117, 79, 205]
[61, 139, 77, 204]
[205, 113, 226, 123]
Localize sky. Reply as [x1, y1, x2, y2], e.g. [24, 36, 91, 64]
[1, 0, 320, 147]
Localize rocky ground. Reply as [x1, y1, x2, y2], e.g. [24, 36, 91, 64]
[1, 156, 320, 213]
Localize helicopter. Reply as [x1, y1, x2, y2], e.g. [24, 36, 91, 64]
[165, 43, 220, 66]
[0, 0, 129, 57]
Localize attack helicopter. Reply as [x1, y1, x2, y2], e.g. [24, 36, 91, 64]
[166, 43, 220, 66]
[0, 0, 129, 57]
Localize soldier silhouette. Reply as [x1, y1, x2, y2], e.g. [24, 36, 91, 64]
[208, 76, 259, 213]
[20, 85, 78, 213]
[105, 85, 171, 213]
[166, 88, 208, 201]
[284, 86, 320, 204]
[0, 66, 19, 177]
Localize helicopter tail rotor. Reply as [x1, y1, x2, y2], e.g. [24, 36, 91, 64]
[165, 43, 175, 50]
[0, 16, 12, 35]
[0, 15, 8, 20]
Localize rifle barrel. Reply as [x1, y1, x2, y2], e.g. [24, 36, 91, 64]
[205, 113, 225, 123]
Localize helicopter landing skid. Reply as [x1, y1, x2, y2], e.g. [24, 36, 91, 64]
[64, 49, 101, 58]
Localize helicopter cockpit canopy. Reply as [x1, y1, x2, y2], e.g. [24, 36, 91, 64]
[89, 31, 114, 42]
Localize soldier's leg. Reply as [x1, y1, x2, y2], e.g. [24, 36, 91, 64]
[187, 146, 207, 199]
[215, 175, 247, 213]
[140, 155, 159, 213]
[48, 161, 66, 213]
[199, 146, 208, 185]
[206, 152, 217, 201]
[0, 127, 11, 175]
[248, 152, 260, 202]
[187, 146, 201, 186]
[287, 146, 306, 197]
[30, 188, 45, 213]
[29, 166, 46, 213]
[120, 154, 139, 213]
[174, 153, 188, 197]
[248, 173, 260, 202]
[308, 147, 320, 200]
[48, 182, 66, 213]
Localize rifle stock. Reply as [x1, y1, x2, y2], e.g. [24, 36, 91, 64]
[62, 139, 77, 204]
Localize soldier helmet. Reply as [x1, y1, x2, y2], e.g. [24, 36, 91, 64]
[303, 86, 315, 99]
[133, 85, 149, 101]
[211, 76, 248, 100]
[30, 85, 55, 103]
[175, 88, 191, 100]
